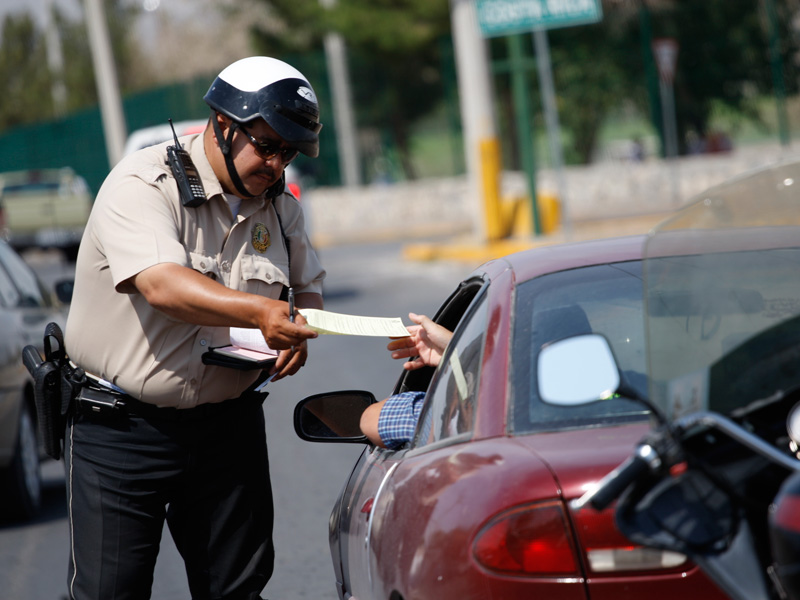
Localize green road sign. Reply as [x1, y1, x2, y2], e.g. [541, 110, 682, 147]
[477, 0, 602, 37]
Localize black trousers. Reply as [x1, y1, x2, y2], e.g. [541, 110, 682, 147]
[64, 396, 273, 600]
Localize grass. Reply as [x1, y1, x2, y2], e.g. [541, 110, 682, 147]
[393, 93, 800, 182]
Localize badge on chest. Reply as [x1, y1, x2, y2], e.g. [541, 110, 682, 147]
[251, 222, 271, 253]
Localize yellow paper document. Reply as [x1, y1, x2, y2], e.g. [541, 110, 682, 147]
[298, 308, 410, 337]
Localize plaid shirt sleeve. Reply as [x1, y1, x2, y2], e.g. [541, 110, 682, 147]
[377, 391, 426, 450]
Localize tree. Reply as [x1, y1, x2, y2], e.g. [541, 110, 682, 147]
[548, 7, 644, 164]
[0, 15, 52, 131]
[0, 1, 152, 132]
[494, 0, 799, 165]
[651, 0, 799, 151]
[247, 0, 452, 180]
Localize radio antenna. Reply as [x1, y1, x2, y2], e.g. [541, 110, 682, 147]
[168, 118, 181, 149]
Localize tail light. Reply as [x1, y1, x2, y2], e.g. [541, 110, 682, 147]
[473, 499, 689, 579]
[572, 502, 688, 574]
[587, 547, 686, 572]
[473, 501, 579, 576]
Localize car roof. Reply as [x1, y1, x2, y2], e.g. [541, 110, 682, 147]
[0, 167, 80, 185]
[478, 234, 648, 283]
[122, 120, 208, 156]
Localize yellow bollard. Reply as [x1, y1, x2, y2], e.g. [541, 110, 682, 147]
[479, 138, 504, 242]
[537, 193, 561, 234]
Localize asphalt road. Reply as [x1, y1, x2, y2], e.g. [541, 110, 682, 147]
[2, 241, 473, 600]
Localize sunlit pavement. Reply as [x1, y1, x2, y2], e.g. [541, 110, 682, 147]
[402, 210, 674, 265]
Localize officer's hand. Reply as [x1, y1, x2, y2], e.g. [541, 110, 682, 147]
[259, 305, 316, 350]
[270, 341, 308, 381]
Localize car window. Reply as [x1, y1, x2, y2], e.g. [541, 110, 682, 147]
[392, 276, 487, 396]
[412, 293, 488, 448]
[0, 242, 45, 308]
[3, 181, 60, 195]
[512, 260, 650, 434]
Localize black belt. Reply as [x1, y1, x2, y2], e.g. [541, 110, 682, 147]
[75, 386, 266, 423]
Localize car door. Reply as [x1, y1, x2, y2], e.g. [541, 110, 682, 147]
[338, 443, 405, 597]
[0, 241, 59, 467]
[338, 276, 490, 599]
[360, 288, 490, 598]
[0, 241, 48, 401]
[358, 295, 493, 598]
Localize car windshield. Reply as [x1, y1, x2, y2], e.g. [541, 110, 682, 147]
[3, 182, 60, 195]
[511, 260, 650, 434]
[643, 160, 800, 421]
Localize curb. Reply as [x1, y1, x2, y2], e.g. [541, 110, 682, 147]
[401, 210, 675, 265]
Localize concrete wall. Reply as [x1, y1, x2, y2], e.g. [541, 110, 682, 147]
[304, 142, 800, 246]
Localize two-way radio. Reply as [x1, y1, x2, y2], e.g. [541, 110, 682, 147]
[166, 118, 207, 208]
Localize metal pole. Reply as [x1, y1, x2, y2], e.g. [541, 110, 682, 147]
[764, 0, 790, 146]
[659, 79, 680, 205]
[639, 3, 663, 156]
[533, 28, 571, 238]
[84, 0, 127, 167]
[507, 34, 540, 235]
[450, 0, 499, 242]
[322, 32, 361, 186]
[320, 0, 361, 186]
[45, 1, 67, 116]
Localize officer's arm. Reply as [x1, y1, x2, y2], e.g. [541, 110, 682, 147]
[295, 292, 323, 311]
[129, 262, 316, 350]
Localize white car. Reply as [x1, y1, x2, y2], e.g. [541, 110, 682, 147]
[0, 240, 68, 520]
[122, 119, 208, 157]
[123, 121, 303, 199]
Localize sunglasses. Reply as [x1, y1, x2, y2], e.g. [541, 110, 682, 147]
[240, 126, 299, 164]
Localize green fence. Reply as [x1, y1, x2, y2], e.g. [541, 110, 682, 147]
[0, 62, 341, 195]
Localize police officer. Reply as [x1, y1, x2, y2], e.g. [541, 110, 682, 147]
[63, 56, 325, 600]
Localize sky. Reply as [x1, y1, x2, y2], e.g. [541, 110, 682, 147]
[0, 0, 207, 55]
[0, 0, 82, 25]
[0, 0, 193, 29]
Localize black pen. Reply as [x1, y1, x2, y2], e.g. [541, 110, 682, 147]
[288, 286, 295, 352]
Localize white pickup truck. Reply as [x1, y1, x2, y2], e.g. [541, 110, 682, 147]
[0, 168, 93, 262]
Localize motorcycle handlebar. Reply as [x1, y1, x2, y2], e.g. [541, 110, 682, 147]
[573, 444, 661, 511]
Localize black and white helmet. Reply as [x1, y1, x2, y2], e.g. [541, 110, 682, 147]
[204, 56, 322, 158]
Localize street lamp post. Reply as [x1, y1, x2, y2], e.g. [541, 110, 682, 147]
[83, 0, 127, 167]
[763, 0, 790, 147]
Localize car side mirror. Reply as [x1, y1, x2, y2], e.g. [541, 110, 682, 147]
[293, 390, 376, 444]
[54, 279, 74, 305]
[538, 334, 621, 406]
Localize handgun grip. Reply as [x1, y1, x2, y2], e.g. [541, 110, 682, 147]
[22, 345, 43, 376]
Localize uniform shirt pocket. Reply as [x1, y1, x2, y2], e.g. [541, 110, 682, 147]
[240, 253, 289, 297]
[189, 251, 221, 281]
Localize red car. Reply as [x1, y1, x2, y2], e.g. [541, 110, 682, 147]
[294, 234, 728, 600]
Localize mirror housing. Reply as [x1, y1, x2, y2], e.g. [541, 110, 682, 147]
[293, 390, 376, 444]
[54, 279, 74, 305]
[538, 334, 621, 406]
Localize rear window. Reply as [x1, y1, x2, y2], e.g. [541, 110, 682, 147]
[0, 170, 89, 198]
[4, 182, 60, 194]
[511, 260, 649, 434]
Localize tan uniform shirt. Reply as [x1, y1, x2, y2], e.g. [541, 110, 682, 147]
[65, 133, 325, 408]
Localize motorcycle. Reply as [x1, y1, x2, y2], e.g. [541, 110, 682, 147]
[537, 158, 800, 600]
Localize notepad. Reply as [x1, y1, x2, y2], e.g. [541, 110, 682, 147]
[202, 327, 279, 369]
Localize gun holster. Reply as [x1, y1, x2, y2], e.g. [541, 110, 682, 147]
[22, 322, 86, 460]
